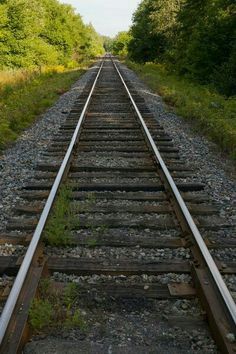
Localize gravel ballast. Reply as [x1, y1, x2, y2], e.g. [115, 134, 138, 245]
[118, 61, 236, 230]
[1, 61, 235, 236]
[46, 246, 191, 261]
[24, 294, 218, 354]
[0, 63, 99, 232]
[1, 59, 235, 353]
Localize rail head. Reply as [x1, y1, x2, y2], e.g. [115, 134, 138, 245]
[0, 59, 105, 345]
[111, 56, 236, 328]
[1, 55, 235, 352]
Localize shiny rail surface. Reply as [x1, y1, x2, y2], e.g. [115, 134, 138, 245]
[112, 57, 236, 326]
[0, 56, 235, 353]
[0, 59, 104, 345]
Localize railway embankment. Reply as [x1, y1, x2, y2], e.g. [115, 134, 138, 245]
[0, 58, 235, 353]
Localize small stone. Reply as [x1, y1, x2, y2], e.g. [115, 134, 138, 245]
[226, 333, 235, 343]
[94, 296, 103, 304]
[196, 341, 203, 346]
[144, 285, 149, 290]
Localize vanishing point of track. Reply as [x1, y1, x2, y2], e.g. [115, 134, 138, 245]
[0, 56, 235, 353]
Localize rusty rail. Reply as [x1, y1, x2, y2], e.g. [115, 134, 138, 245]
[0, 58, 104, 349]
[111, 56, 236, 353]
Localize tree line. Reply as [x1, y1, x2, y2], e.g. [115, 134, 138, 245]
[111, 0, 236, 96]
[0, 0, 104, 69]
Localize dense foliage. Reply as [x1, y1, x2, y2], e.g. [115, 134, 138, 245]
[111, 32, 132, 57]
[128, 0, 236, 96]
[103, 32, 131, 57]
[128, 0, 182, 62]
[102, 36, 113, 52]
[0, 0, 104, 69]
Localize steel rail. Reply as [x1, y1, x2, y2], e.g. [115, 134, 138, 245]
[112, 57, 236, 326]
[0, 59, 104, 345]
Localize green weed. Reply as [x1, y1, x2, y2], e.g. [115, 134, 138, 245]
[29, 280, 86, 332]
[85, 192, 96, 209]
[63, 282, 78, 307]
[44, 184, 78, 246]
[86, 238, 98, 248]
[65, 309, 87, 330]
[86, 224, 108, 248]
[98, 224, 108, 236]
[29, 299, 53, 331]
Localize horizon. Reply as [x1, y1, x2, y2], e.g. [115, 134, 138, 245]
[59, 0, 141, 37]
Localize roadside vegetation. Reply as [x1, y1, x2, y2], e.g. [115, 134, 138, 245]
[105, 31, 131, 58]
[0, 65, 87, 150]
[127, 0, 235, 97]
[0, 0, 104, 150]
[0, 0, 104, 70]
[108, 0, 236, 160]
[127, 61, 236, 159]
[44, 184, 78, 246]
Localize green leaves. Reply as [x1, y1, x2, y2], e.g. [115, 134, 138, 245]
[0, 0, 104, 69]
[29, 280, 86, 332]
[128, 0, 236, 95]
[29, 299, 53, 331]
[171, 0, 236, 95]
[128, 0, 170, 63]
[112, 31, 132, 57]
[44, 184, 75, 247]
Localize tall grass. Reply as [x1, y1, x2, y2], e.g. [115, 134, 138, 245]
[0, 64, 89, 150]
[0, 66, 66, 95]
[126, 61, 236, 161]
[0, 70, 32, 89]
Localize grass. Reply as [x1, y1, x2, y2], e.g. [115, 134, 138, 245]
[126, 61, 236, 161]
[29, 279, 86, 332]
[43, 184, 79, 246]
[0, 63, 89, 151]
[44, 187, 103, 247]
[86, 238, 98, 248]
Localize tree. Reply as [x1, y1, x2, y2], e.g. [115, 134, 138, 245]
[0, 0, 52, 68]
[102, 36, 113, 52]
[83, 24, 105, 58]
[0, 0, 104, 69]
[127, 0, 236, 95]
[173, 0, 236, 89]
[128, 0, 173, 62]
[112, 31, 131, 57]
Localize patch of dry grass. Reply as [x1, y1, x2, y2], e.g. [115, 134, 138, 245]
[0, 65, 88, 150]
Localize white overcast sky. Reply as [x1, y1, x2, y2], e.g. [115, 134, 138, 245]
[59, 0, 141, 37]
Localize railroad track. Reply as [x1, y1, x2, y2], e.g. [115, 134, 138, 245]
[0, 56, 235, 353]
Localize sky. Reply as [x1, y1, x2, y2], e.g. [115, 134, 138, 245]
[59, 0, 141, 37]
